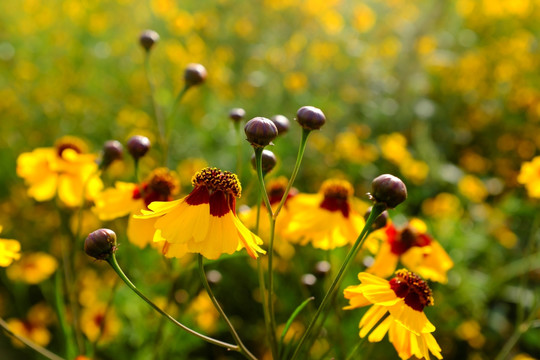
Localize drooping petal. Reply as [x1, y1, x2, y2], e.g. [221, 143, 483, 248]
[359, 305, 388, 338]
[388, 302, 436, 335]
[93, 182, 141, 221]
[189, 212, 238, 259]
[127, 214, 159, 248]
[368, 315, 392, 342]
[233, 215, 265, 258]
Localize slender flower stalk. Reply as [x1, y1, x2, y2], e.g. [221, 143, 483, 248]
[143, 52, 166, 164]
[0, 316, 65, 360]
[273, 129, 310, 219]
[197, 255, 258, 360]
[290, 203, 386, 360]
[106, 253, 238, 351]
[54, 271, 76, 359]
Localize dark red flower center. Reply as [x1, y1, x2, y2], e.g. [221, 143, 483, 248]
[318, 179, 353, 218]
[55, 138, 84, 158]
[184, 167, 241, 217]
[389, 269, 434, 312]
[132, 168, 178, 207]
[387, 224, 432, 255]
[267, 177, 297, 206]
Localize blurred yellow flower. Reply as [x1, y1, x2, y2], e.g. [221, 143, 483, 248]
[458, 175, 488, 203]
[399, 158, 429, 185]
[80, 302, 121, 343]
[0, 225, 20, 267]
[378, 133, 411, 165]
[284, 179, 372, 251]
[135, 167, 265, 260]
[93, 168, 179, 248]
[517, 156, 540, 198]
[6, 252, 58, 284]
[368, 219, 453, 283]
[343, 270, 442, 360]
[187, 292, 220, 333]
[240, 177, 297, 259]
[16, 137, 103, 207]
[422, 193, 463, 219]
[7, 303, 54, 348]
[456, 319, 486, 349]
[353, 4, 376, 33]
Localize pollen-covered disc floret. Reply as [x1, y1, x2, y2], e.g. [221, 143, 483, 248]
[390, 269, 434, 312]
[319, 179, 354, 217]
[133, 168, 179, 207]
[192, 167, 241, 198]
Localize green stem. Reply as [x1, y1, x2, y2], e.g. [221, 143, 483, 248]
[235, 121, 243, 181]
[273, 129, 310, 220]
[54, 271, 76, 359]
[106, 254, 237, 350]
[290, 203, 385, 360]
[495, 301, 540, 360]
[144, 52, 166, 165]
[0, 317, 65, 360]
[197, 255, 258, 360]
[254, 148, 279, 359]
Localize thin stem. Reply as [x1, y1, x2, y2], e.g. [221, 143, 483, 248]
[290, 203, 385, 360]
[106, 254, 237, 350]
[273, 129, 310, 220]
[254, 148, 279, 359]
[235, 121, 243, 181]
[495, 301, 540, 360]
[54, 271, 76, 359]
[144, 52, 166, 165]
[0, 317, 65, 360]
[197, 255, 258, 360]
[163, 85, 189, 167]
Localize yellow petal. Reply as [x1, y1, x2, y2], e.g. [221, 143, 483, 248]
[388, 302, 436, 335]
[127, 215, 157, 248]
[189, 213, 238, 259]
[359, 304, 388, 338]
[233, 215, 265, 258]
[368, 315, 392, 342]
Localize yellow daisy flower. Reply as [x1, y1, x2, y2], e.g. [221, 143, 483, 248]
[16, 136, 103, 207]
[135, 167, 265, 260]
[518, 156, 540, 198]
[6, 252, 58, 284]
[367, 219, 453, 283]
[0, 225, 21, 267]
[343, 270, 443, 360]
[7, 303, 55, 348]
[93, 168, 179, 248]
[240, 177, 297, 259]
[283, 179, 371, 250]
[80, 302, 121, 344]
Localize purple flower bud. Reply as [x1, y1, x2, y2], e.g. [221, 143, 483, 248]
[85, 229, 117, 260]
[296, 106, 326, 131]
[370, 174, 407, 209]
[244, 117, 278, 148]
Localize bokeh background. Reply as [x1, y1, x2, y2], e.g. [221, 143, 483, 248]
[1, 0, 539, 359]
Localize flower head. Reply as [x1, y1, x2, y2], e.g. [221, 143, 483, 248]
[16, 136, 103, 207]
[7, 303, 55, 348]
[0, 225, 20, 267]
[284, 179, 374, 251]
[368, 219, 453, 283]
[135, 167, 265, 260]
[6, 252, 58, 284]
[518, 156, 540, 198]
[343, 270, 442, 360]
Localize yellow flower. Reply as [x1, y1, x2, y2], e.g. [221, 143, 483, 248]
[0, 225, 20, 267]
[343, 270, 442, 360]
[16, 137, 103, 207]
[518, 156, 540, 198]
[367, 219, 453, 283]
[80, 302, 120, 343]
[187, 292, 220, 333]
[135, 167, 265, 260]
[6, 252, 58, 284]
[240, 177, 297, 259]
[7, 303, 54, 348]
[284, 179, 372, 251]
[93, 168, 179, 248]
[458, 175, 488, 203]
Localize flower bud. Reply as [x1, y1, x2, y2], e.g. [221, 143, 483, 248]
[139, 30, 160, 52]
[251, 149, 277, 175]
[369, 174, 407, 209]
[296, 106, 326, 131]
[127, 135, 151, 160]
[100, 140, 123, 170]
[364, 207, 389, 230]
[229, 108, 246, 123]
[244, 117, 278, 148]
[84, 229, 117, 260]
[270, 115, 290, 135]
[184, 63, 207, 87]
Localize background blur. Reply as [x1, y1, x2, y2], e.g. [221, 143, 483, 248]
[1, 0, 539, 359]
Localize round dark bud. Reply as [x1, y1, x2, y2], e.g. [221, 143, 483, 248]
[251, 149, 277, 175]
[296, 106, 326, 131]
[364, 207, 389, 230]
[229, 108, 246, 123]
[184, 63, 207, 87]
[369, 174, 407, 209]
[100, 140, 123, 170]
[139, 30, 160, 52]
[314, 261, 331, 278]
[244, 117, 278, 148]
[85, 228, 117, 260]
[127, 135, 151, 160]
[270, 115, 290, 135]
